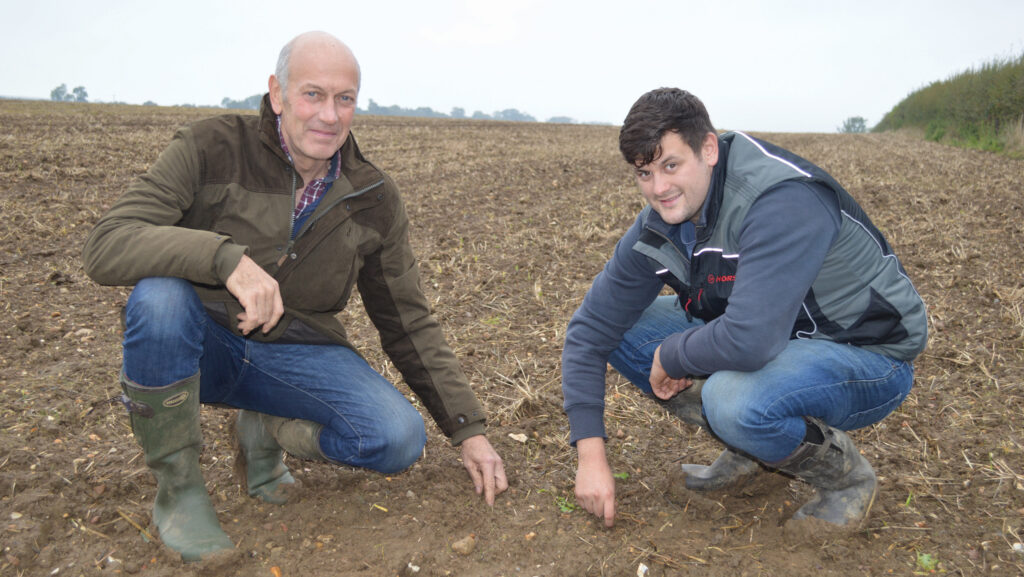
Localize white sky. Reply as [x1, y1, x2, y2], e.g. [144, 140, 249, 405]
[3, 0, 1022, 132]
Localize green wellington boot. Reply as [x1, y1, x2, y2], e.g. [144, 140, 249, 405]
[259, 414, 330, 462]
[773, 417, 878, 526]
[234, 410, 296, 505]
[121, 373, 234, 562]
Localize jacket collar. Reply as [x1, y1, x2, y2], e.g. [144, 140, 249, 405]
[258, 94, 291, 167]
[696, 136, 728, 242]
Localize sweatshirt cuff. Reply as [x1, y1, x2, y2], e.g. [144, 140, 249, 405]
[566, 405, 607, 446]
[660, 332, 689, 379]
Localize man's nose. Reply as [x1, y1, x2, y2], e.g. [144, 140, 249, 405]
[319, 103, 339, 124]
[653, 173, 671, 195]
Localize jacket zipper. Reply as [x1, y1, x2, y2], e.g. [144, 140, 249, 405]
[284, 170, 299, 258]
[309, 179, 385, 227]
[283, 177, 386, 261]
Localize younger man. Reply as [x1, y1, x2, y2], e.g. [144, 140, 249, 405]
[562, 88, 926, 528]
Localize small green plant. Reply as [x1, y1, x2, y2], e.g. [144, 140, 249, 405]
[554, 495, 577, 513]
[538, 489, 578, 513]
[915, 551, 939, 573]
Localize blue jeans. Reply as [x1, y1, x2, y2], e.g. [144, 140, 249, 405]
[609, 296, 913, 462]
[122, 277, 426, 474]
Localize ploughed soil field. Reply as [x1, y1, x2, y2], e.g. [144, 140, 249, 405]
[1, 99, 1023, 577]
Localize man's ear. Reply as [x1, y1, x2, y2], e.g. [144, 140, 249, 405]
[702, 132, 719, 166]
[268, 75, 284, 115]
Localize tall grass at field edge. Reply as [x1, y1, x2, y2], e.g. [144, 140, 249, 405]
[875, 52, 1024, 156]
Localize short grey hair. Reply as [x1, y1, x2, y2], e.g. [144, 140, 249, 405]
[275, 39, 295, 96]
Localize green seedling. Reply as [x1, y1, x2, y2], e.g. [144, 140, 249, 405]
[915, 551, 939, 573]
[555, 495, 577, 513]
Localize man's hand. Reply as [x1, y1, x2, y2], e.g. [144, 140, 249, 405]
[225, 254, 285, 335]
[575, 437, 616, 527]
[650, 344, 694, 400]
[460, 434, 508, 506]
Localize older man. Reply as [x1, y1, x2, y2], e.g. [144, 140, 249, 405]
[84, 31, 507, 562]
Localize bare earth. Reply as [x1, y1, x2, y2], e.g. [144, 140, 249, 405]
[1, 100, 1023, 576]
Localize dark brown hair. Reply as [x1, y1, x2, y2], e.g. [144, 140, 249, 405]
[619, 88, 716, 166]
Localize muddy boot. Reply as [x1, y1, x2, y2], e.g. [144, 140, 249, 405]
[260, 414, 332, 462]
[680, 449, 762, 491]
[772, 417, 877, 526]
[234, 410, 296, 505]
[121, 373, 234, 562]
[658, 378, 708, 428]
[660, 378, 760, 490]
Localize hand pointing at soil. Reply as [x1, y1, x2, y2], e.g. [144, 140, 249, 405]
[460, 434, 508, 505]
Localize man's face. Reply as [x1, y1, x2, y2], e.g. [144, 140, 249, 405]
[269, 40, 359, 173]
[634, 131, 718, 225]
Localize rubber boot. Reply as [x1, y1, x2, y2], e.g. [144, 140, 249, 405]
[260, 414, 332, 462]
[680, 449, 762, 491]
[659, 378, 763, 491]
[234, 410, 296, 505]
[121, 373, 234, 562]
[658, 377, 708, 428]
[772, 417, 877, 526]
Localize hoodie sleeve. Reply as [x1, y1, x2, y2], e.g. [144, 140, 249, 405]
[561, 215, 664, 444]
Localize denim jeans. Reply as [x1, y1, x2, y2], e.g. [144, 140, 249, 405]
[608, 296, 914, 462]
[122, 277, 426, 474]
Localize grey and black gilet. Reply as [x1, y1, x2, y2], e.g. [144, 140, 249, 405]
[632, 131, 927, 361]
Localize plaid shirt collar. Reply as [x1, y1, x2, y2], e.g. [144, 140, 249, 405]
[276, 115, 342, 216]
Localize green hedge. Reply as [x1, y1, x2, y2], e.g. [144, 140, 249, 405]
[875, 53, 1024, 153]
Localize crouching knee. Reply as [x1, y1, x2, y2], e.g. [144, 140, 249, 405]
[125, 278, 204, 341]
[366, 415, 427, 474]
[701, 380, 764, 449]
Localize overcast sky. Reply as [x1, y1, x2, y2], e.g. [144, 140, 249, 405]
[3, 0, 1021, 132]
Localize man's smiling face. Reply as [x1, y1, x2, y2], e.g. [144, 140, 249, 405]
[634, 130, 718, 225]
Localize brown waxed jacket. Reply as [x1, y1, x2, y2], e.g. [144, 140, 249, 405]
[83, 95, 485, 444]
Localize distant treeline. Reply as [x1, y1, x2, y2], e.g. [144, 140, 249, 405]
[875, 52, 1024, 154]
[221, 94, 583, 124]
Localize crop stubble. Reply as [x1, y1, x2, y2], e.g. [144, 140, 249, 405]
[1, 100, 1023, 576]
